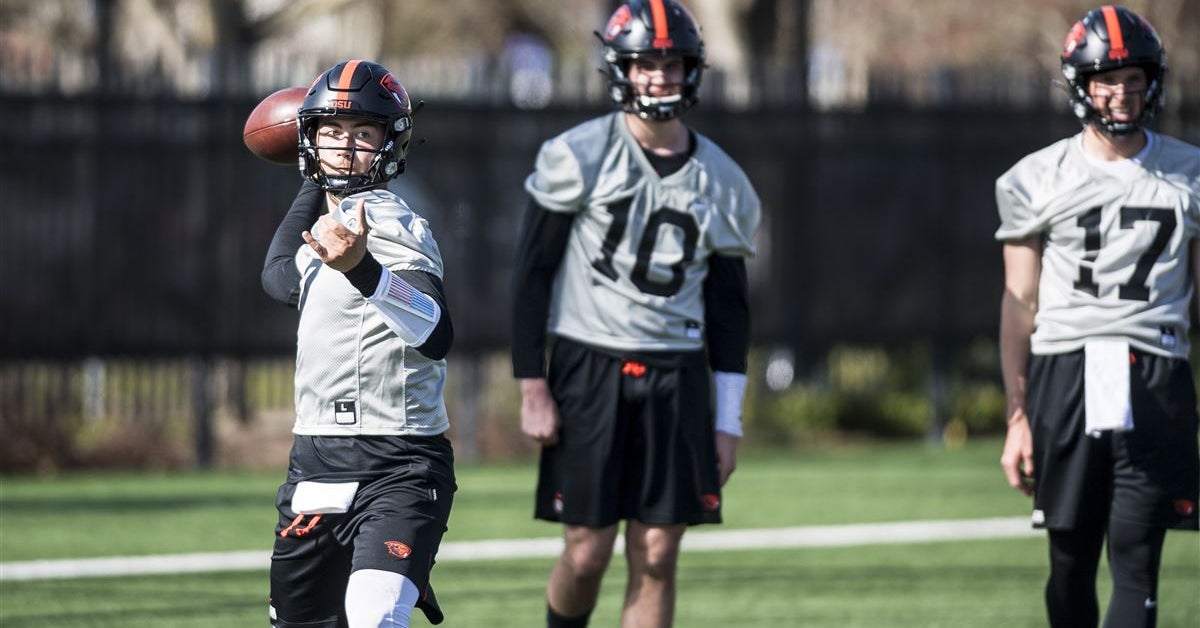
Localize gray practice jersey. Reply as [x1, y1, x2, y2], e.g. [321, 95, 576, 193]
[996, 131, 1200, 358]
[292, 189, 449, 436]
[525, 112, 760, 353]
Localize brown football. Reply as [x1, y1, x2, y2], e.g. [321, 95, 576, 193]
[243, 86, 307, 165]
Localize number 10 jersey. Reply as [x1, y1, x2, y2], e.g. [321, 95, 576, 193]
[995, 131, 1200, 358]
[525, 113, 761, 353]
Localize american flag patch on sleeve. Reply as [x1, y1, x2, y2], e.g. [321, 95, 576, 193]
[384, 273, 438, 322]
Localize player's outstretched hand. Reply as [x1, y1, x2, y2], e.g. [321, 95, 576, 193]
[303, 199, 370, 272]
[519, 378, 560, 446]
[1000, 409, 1035, 496]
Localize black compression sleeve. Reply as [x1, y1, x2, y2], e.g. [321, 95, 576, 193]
[398, 269, 454, 360]
[704, 254, 750, 373]
[511, 199, 574, 378]
[342, 252, 384, 297]
[262, 179, 324, 307]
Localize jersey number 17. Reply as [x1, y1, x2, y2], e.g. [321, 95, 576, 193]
[1074, 205, 1176, 302]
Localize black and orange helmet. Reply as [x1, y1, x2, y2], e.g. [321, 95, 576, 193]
[598, 0, 705, 121]
[1061, 6, 1166, 135]
[298, 60, 414, 194]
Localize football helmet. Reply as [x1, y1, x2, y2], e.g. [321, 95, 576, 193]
[1061, 6, 1166, 135]
[298, 60, 414, 194]
[598, 0, 705, 120]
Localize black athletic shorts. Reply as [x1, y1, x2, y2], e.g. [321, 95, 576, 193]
[1025, 349, 1199, 531]
[535, 336, 723, 528]
[269, 434, 456, 626]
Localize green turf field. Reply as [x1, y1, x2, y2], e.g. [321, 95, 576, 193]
[2, 439, 1197, 627]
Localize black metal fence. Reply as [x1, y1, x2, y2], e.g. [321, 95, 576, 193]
[2, 94, 1196, 467]
[13, 96, 1187, 357]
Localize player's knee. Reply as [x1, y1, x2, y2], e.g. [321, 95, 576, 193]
[1106, 521, 1164, 588]
[344, 569, 419, 628]
[561, 527, 617, 579]
[566, 547, 613, 580]
[627, 527, 683, 580]
[635, 545, 680, 581]
[560, 540, 614, 580]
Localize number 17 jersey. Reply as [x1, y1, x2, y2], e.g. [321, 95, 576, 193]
[995, 131, 1200, 358]
[525, 113, 761, 353]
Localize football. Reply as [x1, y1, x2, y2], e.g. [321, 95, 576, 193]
[243, 86, 307, 165]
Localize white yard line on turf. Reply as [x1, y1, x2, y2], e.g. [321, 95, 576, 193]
[0, 516, 1039, 582]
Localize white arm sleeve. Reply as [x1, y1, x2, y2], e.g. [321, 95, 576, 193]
[714, 371, 747, 437]
[367, 266, 442, 346]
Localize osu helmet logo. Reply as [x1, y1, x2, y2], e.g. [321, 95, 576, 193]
[1063, 21, 1086, 56]
[604, 5, 633, 41]
[379, 73, 408, 108]
[384, 540, 412, 560]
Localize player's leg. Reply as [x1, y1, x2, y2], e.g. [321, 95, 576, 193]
[269, 496, 353, 626]
[1101, 518, 1165, 628]
[547, 523, 620, 626]
[1045, 524, 1105, 627]
[1026, 351, 1115, 627]
[614, 357, 715, 627]
[344, 569, 420, 628]
[537, 339, 627, 626]
[1100, 351, 1197, 627]
[347, 437, 456, 627]
[621, 521, 686, 628]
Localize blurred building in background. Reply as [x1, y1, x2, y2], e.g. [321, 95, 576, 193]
[2, 0, 1194, 117]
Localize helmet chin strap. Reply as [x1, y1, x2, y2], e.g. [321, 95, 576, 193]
[1096, 119, 1141, 137]
[637, 94, 682, 106]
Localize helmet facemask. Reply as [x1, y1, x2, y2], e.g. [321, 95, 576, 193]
[299, 114, 411, 195]
[603, 47, 704, 121]
[1063, 64, 1163, 137]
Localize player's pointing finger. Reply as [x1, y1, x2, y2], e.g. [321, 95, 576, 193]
[354, 199, 369, 236]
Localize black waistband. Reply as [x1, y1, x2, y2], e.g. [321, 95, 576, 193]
[552, 335, 707, 368]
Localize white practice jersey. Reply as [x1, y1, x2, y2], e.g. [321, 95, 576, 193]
[525, 112, 760, 352]
[996, 131, 1200, 358]
[292, 189, 449, 436]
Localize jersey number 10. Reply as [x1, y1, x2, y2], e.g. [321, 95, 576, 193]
[591, 198, 700, 297]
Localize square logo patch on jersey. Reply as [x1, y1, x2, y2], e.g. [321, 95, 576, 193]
[334, 399, 357, 425]
[1159, 326, 1178, 349]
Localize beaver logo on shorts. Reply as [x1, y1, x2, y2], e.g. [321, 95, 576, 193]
[385, 540, 412, 560]
[1174, 499, 1196, 517]
[700, 493, 720, 511]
